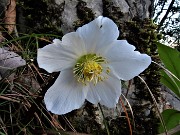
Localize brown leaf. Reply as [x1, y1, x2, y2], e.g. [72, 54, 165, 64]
[0, 32, 5, 43]
[13, 74, 41, 94]
[4, 0, 16, 34]
[0, 47, 26, 78]
[0, 26, 5, 43]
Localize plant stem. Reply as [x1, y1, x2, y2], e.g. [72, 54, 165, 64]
[98, 103, 110, 135]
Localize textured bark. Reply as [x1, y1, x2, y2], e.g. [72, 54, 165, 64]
[1, 0, 179, 134]
[0, 0, 9, 18]
[13, 0, 163, 134]
[54, 0, 152, 33]
[51, 1, 161, 135]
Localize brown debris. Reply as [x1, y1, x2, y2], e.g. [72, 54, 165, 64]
[4, 0, 16, 34]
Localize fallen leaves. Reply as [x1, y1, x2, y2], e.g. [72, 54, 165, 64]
[4, 0, 16, 34]
[0, 1, 23, 80]
[0, 47, 26, 79]
[0, 0, 16, 42]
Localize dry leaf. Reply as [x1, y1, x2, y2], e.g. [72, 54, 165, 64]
[0, 32, 5, 43]
[14, 74, 41, 93]
[0, 47, 26, 79]
[4, 0, 16, 34]
[0, 26, 5, 42]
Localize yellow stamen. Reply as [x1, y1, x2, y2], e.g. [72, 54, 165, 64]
[73, 54, 110, 85]
[83, 61, 102, 82]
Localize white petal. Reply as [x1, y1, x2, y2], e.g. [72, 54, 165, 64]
[62, 32, 86, 55]
[105, 40, 152, 80]
[37, 39, 78, 73]
[53, 39, 62, 45]
[86, 74, 121, 108]
[44, 69, 88, 115]
[76, 16, 119, 53]
[86, 84, 101, 104]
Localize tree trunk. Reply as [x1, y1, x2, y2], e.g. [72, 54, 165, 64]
[49, 1, 160, 135]
[16, 0, 161, 134]
[54, 0, 152, 33]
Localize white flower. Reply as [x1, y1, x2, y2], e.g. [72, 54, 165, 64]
[37, 16, 151, 115]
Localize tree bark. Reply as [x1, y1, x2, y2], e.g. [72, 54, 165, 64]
[54, 0, 152, 33]
[51, 1, 161, 135]
[15, 0, 162, 134]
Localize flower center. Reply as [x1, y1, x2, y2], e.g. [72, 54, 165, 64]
[73, 54, 110, 85]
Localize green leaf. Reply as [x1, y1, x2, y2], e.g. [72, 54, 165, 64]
[173, 131, 180, 135]
[157, 42, 180, 97]
[0, 132, 6, 135]
[159, 109, 180, 133]
[160, 70, 180, 97]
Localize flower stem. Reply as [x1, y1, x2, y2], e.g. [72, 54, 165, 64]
[138, 76, 168, 135]
[98, 103, 110, 135]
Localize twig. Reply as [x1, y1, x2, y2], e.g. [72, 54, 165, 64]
[119, 98, 133, 135]
[157, 0, 175, 31]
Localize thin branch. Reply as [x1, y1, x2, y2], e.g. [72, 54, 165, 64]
[119, 97, 133, 135]
[121, 94, 135, 129]
[158, 0, 175, 31]
[154, 0, 167, 22]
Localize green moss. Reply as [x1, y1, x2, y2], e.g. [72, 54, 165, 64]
[123, 18, 161, 101]
[14, 1, 163, 134]
[17, 0, 64, 35]
[102, 0, 124, 25]
[96, 2, 162, 134]
[73, 12, 162, 135]
[124, 18, 161, 135]
[73, 0, 95, 30]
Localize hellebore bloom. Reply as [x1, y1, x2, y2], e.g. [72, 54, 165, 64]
[37, 16, 151, 115]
